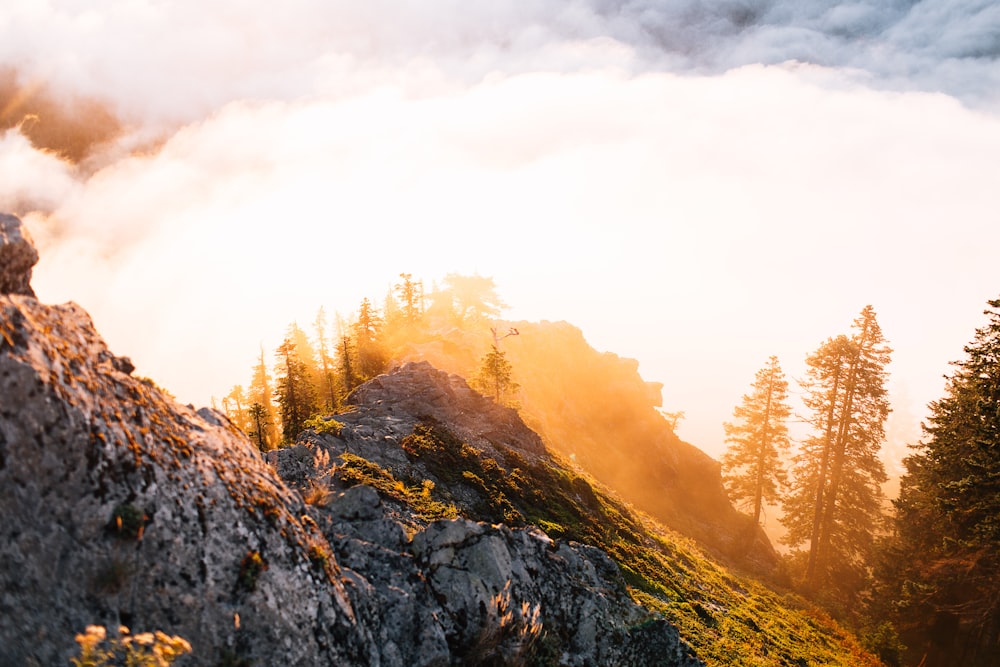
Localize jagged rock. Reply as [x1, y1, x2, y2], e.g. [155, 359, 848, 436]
[0, 213, 38, 297]
[1, 292, 702, 665]
[0, 296, 363, 666]
[274, 362, 705, 666]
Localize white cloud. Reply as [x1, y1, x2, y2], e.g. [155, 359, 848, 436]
[4, 0, 1000, 458]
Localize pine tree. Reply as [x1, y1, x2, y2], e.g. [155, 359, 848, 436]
[721, 356, 792, 526]
[440, 273, 507, 324]
[884, 297, 1000, 664]
[222, 384, 249, 433]
[782, 306, 891, 602]
[353, 297, 388, 381]
[338, 334, 356, 396]
[274, 332, 319, 443]
[247, 402, 269, 453]
[247, 346, 278, 450]
[394, 273, 424, 324]
[313, 307, 338, 412]
[474, 344, 518, 406]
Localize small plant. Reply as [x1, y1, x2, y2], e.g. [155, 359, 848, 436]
[109, 504, 147, 540]
[464, 581, 543, 664]
[302, 415, 344, 436]
[71, 624, 191, 667]
[303, 479, 333, 507]
[307, 543, 330, 569]
[238, 550, 268, 592]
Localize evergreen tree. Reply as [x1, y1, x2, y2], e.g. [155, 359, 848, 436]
[274, 332, 319, 442]
[884, 297, 1000, 665]
[313, 307, 338, 412]
[353, 297, 388, 381]
[721, 356, 792, 526]
[439, 273, 507, 324]
[222, 384, 249, 433]
[394, 273, 424, 324]
[474, 344, 519, 406]
[247, 402, 269, 452]
[782, 306, 891, 602]
[247, 346, 279, 449]
[338, 334, 357, 396]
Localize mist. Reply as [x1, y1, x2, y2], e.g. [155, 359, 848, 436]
[2, 0, 1000, 458]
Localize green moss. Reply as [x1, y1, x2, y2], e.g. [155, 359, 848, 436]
[344, 420, 881, 666]
[303, 415, 344, 436]
[337, 452, 459, 521]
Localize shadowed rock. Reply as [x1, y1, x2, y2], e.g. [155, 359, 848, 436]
[0, 213, 38, 297]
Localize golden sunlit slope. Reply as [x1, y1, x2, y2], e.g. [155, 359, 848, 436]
[273, 361, 882, 666]
[388, 314, 779, 576]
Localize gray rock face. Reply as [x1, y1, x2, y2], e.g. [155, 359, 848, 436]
[0, 296, 362, 666]
[0, 294, 702, 666]
[0, 213, 39, 297]
[349, 360, 546, 457]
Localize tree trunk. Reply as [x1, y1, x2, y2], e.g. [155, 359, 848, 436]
[806, 364, 842, 590]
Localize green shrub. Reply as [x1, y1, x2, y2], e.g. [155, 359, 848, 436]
[109, 504, 147, 540]
[302, 416, 344, 436]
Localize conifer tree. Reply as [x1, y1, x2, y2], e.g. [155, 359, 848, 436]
[353, 297, 388, 381]
[782, 306, 891, 601]
[313, 307, 338, 412]
[247, 402, 269, 452]
[223, 384, 249, 433]
[394, 273, 424, 324]
[274, 333, 318, 442]
[473, 327, 520, 407]
[338, 334, 356, 396]
[440, 273, 507, 324]
[883, 297, 1000, 664]
[474, 345, 517, 405]
[721, 356, 792, 526]
[248, 346, 279, 449]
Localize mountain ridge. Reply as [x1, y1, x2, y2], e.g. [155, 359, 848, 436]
[0, 213, 879, 666]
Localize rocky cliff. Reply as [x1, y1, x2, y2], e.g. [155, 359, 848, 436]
[0, 213, 702, 665]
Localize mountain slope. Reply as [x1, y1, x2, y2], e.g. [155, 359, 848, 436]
[0, 212, 701, 666]
[391, 317, 778, 575]
[272, 361, 881, 667]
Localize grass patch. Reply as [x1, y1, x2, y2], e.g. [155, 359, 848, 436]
[337, 452, 459, 521]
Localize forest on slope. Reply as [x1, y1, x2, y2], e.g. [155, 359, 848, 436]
[219, 272, 1000, 667]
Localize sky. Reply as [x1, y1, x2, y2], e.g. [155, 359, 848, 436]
[2, 0, 1000, 464]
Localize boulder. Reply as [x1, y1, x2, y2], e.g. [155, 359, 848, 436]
[0, 213, 38, 297]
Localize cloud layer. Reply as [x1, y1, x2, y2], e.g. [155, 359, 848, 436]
[2, 0, 1000, 456]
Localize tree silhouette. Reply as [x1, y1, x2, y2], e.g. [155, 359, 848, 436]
[782, 306, 891, 602]
[721, 356, 791, 526]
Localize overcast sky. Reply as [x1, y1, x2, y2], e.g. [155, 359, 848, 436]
[3, 0, 999, 462]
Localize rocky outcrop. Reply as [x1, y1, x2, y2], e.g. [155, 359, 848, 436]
[323, 485, 701, 666]
[348, 360, 545, 457]
[0, 296, 365, 666]
[0, 213, 38, 297]
[0, 212, 701, 665]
